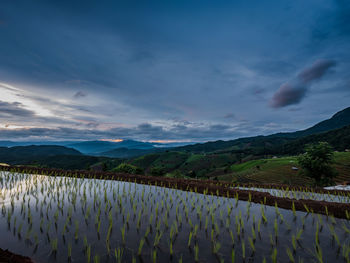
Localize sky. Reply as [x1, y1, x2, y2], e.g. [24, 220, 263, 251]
[0, 0, 349, 142]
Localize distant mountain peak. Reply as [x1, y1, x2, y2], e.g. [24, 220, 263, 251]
[300, 106, 350, 136]
[332, 106, 350, 118]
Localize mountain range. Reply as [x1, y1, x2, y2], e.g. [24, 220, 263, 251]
[0, 107, 349, 164]
[174, 106, 350, 154]
[67, 140, 155, 154]
[0, 139, 194, 156]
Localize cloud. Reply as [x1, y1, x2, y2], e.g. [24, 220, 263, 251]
[73, 91, 88, 99]
[0, 101, 35, 117]
[298, 60, 336, 83]
[0, 121, 253, 142]
[0, 1, 349, 141]
[270, 83, 307, 108]
[270, 59, 336, 108]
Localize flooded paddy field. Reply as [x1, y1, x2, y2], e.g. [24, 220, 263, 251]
[1, 171, 350, 263]
[236, 186, 350, 203]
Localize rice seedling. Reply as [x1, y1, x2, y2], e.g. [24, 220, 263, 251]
[51, 238, 58, 254]
[271, 248, 277, 263]
[67, 242, 72, 260]
[286, 247, 295, 263]
[93, 254, 100, 263]
[188, 231, 193, 248]
[137, 238, 145, 256]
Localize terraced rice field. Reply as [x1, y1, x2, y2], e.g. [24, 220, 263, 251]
[1, 170, 350, 262]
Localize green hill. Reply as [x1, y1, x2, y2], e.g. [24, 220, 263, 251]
[275, 125, 350, 154]
[222, 152, 350, 186]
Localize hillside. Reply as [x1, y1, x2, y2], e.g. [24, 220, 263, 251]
[175, 107, 350, 153]
[129, 151, 239, 178]
[273, 106, 350, 138]
[0, 145, 81, 157]
[0, 145, 81, 164]
[174, 135, 293, 154]
[275, 125, 350, 154]
[220, 152, 350, 186]
[33, 155, 123, 170]
[0, 145, 123, 170]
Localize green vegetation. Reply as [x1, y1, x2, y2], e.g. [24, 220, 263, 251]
[112, 163, 144, 175]
[298, 142, 338, 186]
[148, 167, 165, 176]
[185, 154, 204, 163]
[230, 157, 296, 173]
[128, 151, 238, 179]
[150, 151, 188, 170]
[165, 169, 183, 178]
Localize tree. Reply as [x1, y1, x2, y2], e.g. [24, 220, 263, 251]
[297, 142, 337, 186]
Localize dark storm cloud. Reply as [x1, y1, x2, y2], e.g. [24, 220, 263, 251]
[0, 101, 35, 117]
[270, 59, 337, 108]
